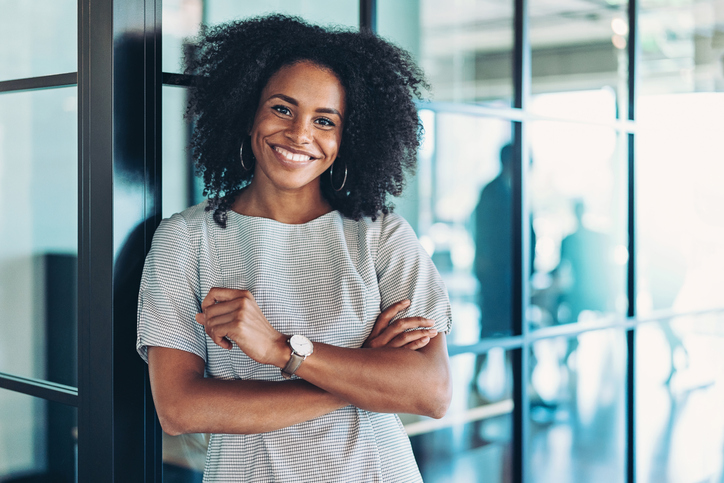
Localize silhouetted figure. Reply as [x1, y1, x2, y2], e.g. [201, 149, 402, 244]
[474, 144, 514, 339]
[556, 201, 612, 322]
[470, 144, 515, 400]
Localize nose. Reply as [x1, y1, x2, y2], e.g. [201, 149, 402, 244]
[285, 118, 312, 145]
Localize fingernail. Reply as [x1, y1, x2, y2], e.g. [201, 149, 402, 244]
[403, 300, 411, 305]
[429, 329, 438, 335]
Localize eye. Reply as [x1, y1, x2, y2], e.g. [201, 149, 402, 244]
[315, 117, 336, 127]
[272, 105, 291, 116]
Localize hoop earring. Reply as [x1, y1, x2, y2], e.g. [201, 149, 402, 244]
[240, 137, 254, 171]
[330, 159, 347, 192]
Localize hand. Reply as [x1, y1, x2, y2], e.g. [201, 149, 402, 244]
[195, 288, 286, 365]
[363, 300, 438, 350]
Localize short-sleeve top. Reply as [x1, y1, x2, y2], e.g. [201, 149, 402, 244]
[137, 202, 452, 483]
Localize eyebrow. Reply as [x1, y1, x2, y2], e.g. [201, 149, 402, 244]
[268, 93, 342, 117]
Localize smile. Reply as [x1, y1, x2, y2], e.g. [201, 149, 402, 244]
[274, 146, 314, 162]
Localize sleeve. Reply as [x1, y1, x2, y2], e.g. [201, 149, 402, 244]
[136, 213, 207, 364]
[375, 214, 453, 334]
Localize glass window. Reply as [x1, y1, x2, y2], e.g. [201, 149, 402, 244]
[0, 389, 77, 482]
[378, 0, 514, 104]
[0, 87, 78, 386]
[163, 85, 203, 218]
[0, 0, 77, 81]
[639, 0, 724, 96]
[405, 112, 514, 340]
[529, 329, 627, 482]
[636, 93, 724, 314]
[636, 315, 724, 482]
[403, 350, 513, 483]
[530, 0, 629, 121]
[162, 0, 360, 74]
[528, 119, 628, 330]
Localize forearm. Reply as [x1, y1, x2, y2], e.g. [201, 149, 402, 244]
[148, 347, 347, 436]
[275, 335, 451, 418]
[173, 378, 346, 435]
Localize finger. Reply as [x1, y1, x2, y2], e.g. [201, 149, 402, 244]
[202, 297, 244, 321]
[369, 300, 411, 340]
[204, 310, 240, 328]
[403, 336, 431, 350]
[201, 287, 251, 311]
[206, 325, 233, 350]
[374, 317, 435, 347]
[388, 328, 438, 348]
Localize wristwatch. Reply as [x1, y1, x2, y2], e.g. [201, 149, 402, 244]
[281, 334, 314, 379]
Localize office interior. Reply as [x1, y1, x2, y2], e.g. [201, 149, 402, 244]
[1, 0, 723, 481]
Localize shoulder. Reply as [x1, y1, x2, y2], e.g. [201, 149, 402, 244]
[155, 201, 210, 238]
[344, 211, 416, 244]
[376, 212, 417, 244]
[148, 201, 213, 259]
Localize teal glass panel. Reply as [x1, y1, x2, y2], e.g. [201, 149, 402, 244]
[403, 111, 514, 339]
[0, 0, 77, 81]
[403, 350, 513, 483]
[162, 0, 359, 73]
[636, 94, 724, 314]
[529, 0, 629, 120]
[528, 120, 628, 330]
[378, 0, 514, 104]
[0, 389, 77, 482]
[528, 329, 627, 482]
[636, 314, 724, 482]
[0, 87, 77, 386]
[162, 85, 203, 218]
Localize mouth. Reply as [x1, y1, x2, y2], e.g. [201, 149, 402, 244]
[273, 145, 315, 162]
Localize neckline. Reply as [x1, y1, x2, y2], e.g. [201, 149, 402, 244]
[226, 208, 339, 227]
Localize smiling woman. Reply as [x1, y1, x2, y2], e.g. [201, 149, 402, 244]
[235, 61, 346, 224]
[184, 15, 428, 227]
[137, 14, 452, 483]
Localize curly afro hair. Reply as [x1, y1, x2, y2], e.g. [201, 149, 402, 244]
[185, 14, 429, 227]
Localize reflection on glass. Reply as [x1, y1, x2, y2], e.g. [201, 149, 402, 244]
[529, 330, 626, 483]
[163, 433, 207, 482]
[636, 93, 724, 314]
[528, 120, 627, 330]
[378, 0, 514, 104]
[402, 351, 513, 483]
[0, 390, 77, 482]
[0, 0, 77, 81]
[639, 0, 724, 95]
[530, 0, 628, 120]
[0, 88, 78, 386]
[636, 315, 724, 482]
[162, 0, 359, 74]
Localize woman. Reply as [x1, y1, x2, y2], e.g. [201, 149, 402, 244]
[137, 15, 452, 482]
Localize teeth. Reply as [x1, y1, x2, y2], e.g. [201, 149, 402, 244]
[275, 146, 312, 162]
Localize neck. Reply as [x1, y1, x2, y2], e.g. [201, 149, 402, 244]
[231, 178, 333, 225]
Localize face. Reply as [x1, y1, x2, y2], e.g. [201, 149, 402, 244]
[248, 61, 346, 195]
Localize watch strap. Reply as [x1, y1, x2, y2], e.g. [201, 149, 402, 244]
[281, 351, 306, 379]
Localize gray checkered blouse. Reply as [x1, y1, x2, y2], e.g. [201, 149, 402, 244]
[137, 201, 452, 483]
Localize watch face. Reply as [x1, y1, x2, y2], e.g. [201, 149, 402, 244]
[290, 334, 313, 356]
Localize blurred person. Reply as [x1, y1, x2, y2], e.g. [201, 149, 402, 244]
[555, 200, 612, 322]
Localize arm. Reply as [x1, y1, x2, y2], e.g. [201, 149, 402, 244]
[148, 346, 346, 436]
[286, 331, 451, 418]
[197, 288, 452, 419]
[149, 300, 440, 435]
